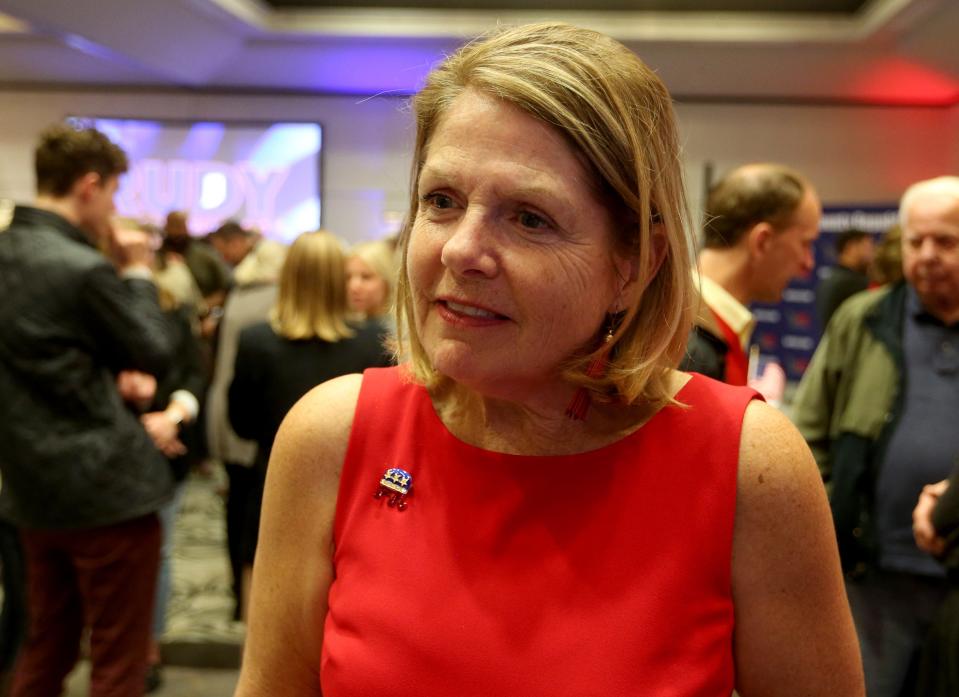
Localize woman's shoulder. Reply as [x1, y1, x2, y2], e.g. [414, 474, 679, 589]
[738, 400, 813, 483]
[735, 399, 828, 535]
[731, 400, 863, 695]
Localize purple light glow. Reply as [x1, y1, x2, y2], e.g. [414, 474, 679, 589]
[309, 45, 437, 94]
[229, 38, 451, 95]
[179, 122, 226, 159]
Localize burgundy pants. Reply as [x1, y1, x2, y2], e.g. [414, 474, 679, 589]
[11, 514, 161, 697]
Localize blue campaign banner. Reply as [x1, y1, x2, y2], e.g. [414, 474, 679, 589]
[751, 204, 899, 382]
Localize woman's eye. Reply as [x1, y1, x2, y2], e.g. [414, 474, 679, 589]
[422, 193, 455, 210]
[518, 211, 550, 231]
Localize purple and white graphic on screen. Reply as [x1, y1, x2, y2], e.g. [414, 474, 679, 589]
[69, 118, 322, 243]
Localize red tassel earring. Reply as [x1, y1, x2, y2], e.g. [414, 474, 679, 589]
[565, 320, 616, 421]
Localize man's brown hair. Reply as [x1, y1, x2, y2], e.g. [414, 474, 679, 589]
[702, 163, 808, 249]
[34, 123, 128, 197]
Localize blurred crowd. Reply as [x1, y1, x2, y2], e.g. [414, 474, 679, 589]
[0, 102, 956, 697]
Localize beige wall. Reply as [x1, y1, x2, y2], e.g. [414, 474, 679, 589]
[677, 101, 957, 233]
[1, 88, 955, 244]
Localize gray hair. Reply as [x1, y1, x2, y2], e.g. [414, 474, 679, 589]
[899, 176, 959, 229]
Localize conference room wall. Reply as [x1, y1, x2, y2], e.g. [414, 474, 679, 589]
[0, 88, 954, 243]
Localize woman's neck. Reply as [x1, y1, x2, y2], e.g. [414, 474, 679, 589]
[431, 372, 686, 456]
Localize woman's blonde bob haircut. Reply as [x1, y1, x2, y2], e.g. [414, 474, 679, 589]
[270, 230, 354, 342]
[348, 240, 398, 317]
[395, 22, 695, 408]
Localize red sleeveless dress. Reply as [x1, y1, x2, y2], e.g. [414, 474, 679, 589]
[321, 367, 758, 696]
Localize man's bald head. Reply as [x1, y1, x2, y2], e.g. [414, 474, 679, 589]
[703, 163, 811, 249]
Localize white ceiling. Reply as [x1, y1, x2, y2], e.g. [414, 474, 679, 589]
[0, 0, 956, 105]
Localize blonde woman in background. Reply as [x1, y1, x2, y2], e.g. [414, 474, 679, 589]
[227, 230, 391, 617]
[345, 240, 396, 319]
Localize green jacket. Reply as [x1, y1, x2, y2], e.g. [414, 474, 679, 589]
[792, 282, 907, 573]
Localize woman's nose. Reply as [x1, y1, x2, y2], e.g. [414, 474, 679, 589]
[440, 209, 499, 279]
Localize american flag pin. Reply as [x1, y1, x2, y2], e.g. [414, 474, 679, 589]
[373, 467, 413, 511]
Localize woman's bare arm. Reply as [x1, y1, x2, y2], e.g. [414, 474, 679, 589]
[234, 374, 363, 697]
[732, 400, 864, 697]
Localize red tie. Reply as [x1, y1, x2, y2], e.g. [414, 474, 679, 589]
[710, 309, 748, 386]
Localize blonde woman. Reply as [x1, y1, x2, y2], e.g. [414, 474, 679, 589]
[237, 23, 862, 697]
[345, 239, 396, 319]
[227, 230, 390, 615]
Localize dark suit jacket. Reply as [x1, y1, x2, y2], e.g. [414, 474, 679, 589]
[815, 264, 869, 330]
[0, 206, 174, 529]
[228, 319, 392, 471]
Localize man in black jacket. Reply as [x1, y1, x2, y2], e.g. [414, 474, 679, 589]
[0, 124, 174, 697]
[814, 228, 874, 330]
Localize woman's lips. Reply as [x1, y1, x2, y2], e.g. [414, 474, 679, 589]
[436, 299, 509, 326]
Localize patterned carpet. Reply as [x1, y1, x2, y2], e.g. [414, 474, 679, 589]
[163, 465, 245, 655]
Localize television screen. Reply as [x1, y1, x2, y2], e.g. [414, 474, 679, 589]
[68, 117, 322, 243]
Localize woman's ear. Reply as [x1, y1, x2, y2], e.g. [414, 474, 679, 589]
[610, 223, 667, 311]
[647, 224, 668, 280]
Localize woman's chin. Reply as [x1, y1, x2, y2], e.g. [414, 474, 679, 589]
[429, 349, 555, 404]
[429, 346, 499, 388]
